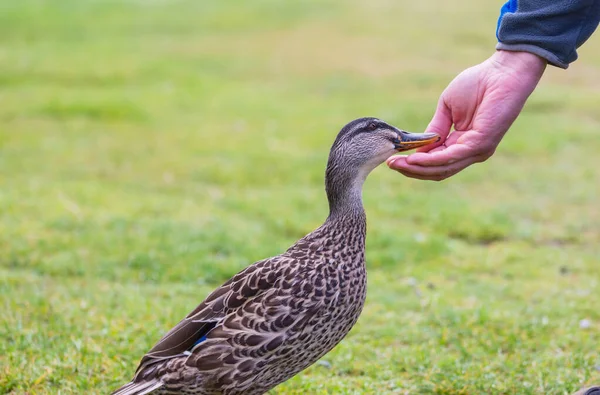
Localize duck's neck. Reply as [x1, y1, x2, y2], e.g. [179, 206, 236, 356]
[324, 159, 368, 224]
[289, 156, 370, 256]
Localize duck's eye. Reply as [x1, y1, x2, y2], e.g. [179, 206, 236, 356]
[367, 122, 378, 131]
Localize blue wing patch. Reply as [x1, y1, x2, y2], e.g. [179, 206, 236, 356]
[193, 334, 208, 346]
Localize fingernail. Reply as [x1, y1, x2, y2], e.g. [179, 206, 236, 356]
[387, 155, 407, 167]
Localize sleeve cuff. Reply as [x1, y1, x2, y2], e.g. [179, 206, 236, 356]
[496, 43, 569, 69]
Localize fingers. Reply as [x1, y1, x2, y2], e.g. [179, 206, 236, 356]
[386, 130, 496, 180]
[416, 98, 453, 153]
[405, 143, 476, 167]
[387, 154, 480, 181]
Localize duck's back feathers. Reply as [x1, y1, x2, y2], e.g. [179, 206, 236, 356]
[117, 255, 302, 390]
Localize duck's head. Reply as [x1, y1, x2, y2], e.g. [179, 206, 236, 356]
[325, 117, 439, 214]
[328, 117, 440, 173]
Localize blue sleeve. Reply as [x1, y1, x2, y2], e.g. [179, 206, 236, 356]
[496, 0, 600, 69]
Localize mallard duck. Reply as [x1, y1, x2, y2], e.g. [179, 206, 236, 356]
[112, 118, 439, 395]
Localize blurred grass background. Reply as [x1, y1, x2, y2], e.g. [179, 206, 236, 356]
[1, 0, 599, 393]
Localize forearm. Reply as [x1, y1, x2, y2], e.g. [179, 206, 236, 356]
[496, 0, 600, 69]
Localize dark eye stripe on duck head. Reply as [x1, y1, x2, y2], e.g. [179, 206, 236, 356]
[330, 117, 397, 152]
[337, 117, 390, 138]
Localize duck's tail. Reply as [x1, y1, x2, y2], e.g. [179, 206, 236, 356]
[111, 379, 163, 395]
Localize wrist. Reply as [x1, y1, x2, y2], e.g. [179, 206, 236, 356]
[490, 50, 547, 77]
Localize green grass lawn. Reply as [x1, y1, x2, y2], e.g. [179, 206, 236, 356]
[1, 0, 599, 393]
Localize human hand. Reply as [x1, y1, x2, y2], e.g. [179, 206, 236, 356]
[387, 50, 547, 181]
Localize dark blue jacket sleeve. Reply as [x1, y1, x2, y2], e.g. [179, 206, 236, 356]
[496, 0, 600, 68]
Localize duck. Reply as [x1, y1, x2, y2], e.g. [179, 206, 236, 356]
[112, 117, 439, 395]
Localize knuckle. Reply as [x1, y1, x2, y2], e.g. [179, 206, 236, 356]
[477, 150, 494, 162]
[475, 143, 497, 159]
[472, 145, 489, 157]
[469, 146, 495, 162]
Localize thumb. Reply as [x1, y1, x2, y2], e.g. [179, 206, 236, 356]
[416, 98, 452, 153]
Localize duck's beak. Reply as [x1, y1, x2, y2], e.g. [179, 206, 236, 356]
[393, 130, 440, 152]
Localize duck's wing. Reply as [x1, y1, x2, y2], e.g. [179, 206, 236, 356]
[132, 255, 286, 379]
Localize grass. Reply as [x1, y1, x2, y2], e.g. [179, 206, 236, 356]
[1, 0, 599, 393]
